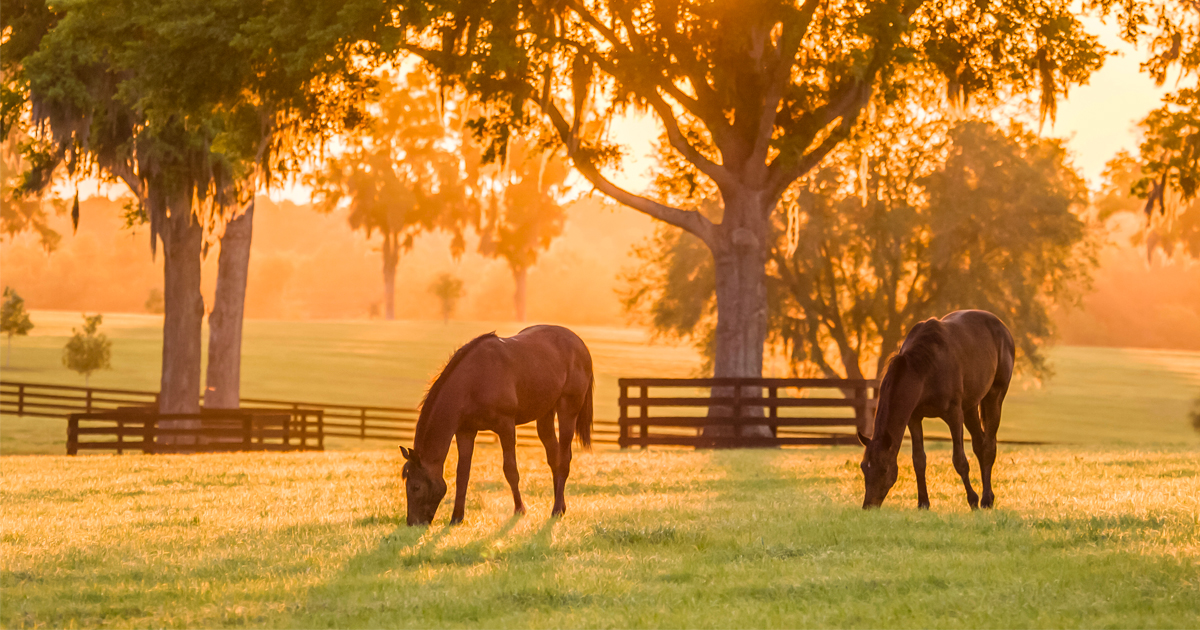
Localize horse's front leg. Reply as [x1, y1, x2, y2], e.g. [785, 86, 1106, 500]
[946, 404, 979, 509]
[451, 429, 478, 524]
[908, 416, 929, 509]
[497, 422, 525, 515]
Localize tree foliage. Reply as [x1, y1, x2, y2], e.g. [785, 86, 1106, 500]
[1099, 151, 1200, 261]
[1096, 0, 1200, 217]
[428, 272, 465, 323]
[624, 115, 1095, 380]
[1, 131, 61, 252]
[406, 0, 1112, 383]
[2, 287, 35, 358]
[62, 313, 111, 385]
[477, 138, 572, 320]
[308, 68, 476, 319]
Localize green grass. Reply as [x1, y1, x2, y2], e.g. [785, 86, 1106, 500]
[3, 311, 1199, 454]
[2, 444, 1198, 628]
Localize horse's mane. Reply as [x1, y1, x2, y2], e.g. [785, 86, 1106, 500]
[415, 332, 498, 440]
[894, 320, 948, 376]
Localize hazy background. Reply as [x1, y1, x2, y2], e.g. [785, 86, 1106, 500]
[2, 192, 1198, 352]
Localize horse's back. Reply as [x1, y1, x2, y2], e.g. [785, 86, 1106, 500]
[940, 310, 1015, 389]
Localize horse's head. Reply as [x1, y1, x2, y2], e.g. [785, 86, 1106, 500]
[400, 446, 447, 526]
[858, 431, 899, 509]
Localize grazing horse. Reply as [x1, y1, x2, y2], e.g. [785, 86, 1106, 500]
[858, 310, 1015, 510]
[400, 325, 594, 526]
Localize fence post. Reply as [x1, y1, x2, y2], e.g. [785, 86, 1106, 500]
[768, 385, 778, 438]
[638, 385, 649, 450]
[318, 410, 325, 451]
[144, 416, 155, 454]
[17, 383, 24, 416]
[67, 415, 79, 456]
[618, 381, 628, 449]
[243, 414, 253, 449]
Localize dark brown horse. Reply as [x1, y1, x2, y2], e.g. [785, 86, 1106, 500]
[400, 325, 594, 526]
[857, 310, 1015, 510]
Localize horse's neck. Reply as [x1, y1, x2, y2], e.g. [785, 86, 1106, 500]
[414, 403, 460, 471]
[878, 371, 925, 442]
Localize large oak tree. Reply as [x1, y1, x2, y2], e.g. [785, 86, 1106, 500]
[403, 0, 1111, 419]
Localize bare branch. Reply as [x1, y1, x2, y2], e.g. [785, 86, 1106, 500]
[542, 100, 716, 244]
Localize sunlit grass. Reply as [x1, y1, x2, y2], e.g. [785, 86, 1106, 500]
[3, 444, 1198, 628]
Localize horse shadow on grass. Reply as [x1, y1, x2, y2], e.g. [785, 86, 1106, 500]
[287, 509, 563, 625]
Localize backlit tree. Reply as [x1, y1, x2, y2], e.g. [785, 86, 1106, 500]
[405, 0, 1113, 436]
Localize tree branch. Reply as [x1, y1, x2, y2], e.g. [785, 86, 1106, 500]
[542, 99, 716, 244]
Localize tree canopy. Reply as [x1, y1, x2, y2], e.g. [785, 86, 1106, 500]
[406, 0, 1114, 388]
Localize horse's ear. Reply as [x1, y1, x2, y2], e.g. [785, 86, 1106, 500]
[399, 446, 413, 461]
[857, 431, 871, 447]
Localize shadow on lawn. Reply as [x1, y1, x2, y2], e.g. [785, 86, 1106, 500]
[288, 509, 563, 625]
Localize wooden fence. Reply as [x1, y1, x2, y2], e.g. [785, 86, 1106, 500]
[1, 381, 158, 418]
[618, 377, 878, 448]
[2, 381, 414, 443]
[6, 379, 884, 452]
[67, 408, 324, 454]
[0, 380, 621, 448]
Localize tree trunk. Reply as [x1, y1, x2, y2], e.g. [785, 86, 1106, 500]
[513, 265, 528, 322]
[157, 185, 205, 445]
[382, 233, 398, 321]
[205, 201, 254, 410]
[704, 193, 773, 441]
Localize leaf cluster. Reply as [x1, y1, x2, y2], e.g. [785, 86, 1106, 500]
[1093, 0, 1200, 214]
[2, 287, 35, 339]
[62, 313, 111, 378]
[307, 68, 476, 257]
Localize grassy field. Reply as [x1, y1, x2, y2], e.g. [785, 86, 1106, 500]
[2, 444, 1198, 628]
[3, 311, 1199, 454]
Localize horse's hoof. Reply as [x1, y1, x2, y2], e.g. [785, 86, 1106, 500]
[917, 502, 930, 510]
[449, 517, 464, 526]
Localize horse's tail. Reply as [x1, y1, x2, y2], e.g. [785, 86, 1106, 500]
[578, 372, 594, 449]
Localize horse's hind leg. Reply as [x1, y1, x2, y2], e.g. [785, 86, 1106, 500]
[535, 410, 565, 515]
[977, 387, 1007, 508]
[550, 398, 579, 517]
[963, 403, 988, 510]
[947, 405, 980, 509]
[908, 416, 930, 509]
[497, 423, 525, 515]
[450, 429, 478, 525]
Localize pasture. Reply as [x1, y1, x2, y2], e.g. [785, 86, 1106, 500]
[2, 444, 1198, 628]
[3, 311, 1200, 454]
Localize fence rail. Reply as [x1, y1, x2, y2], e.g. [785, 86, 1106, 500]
[618, 377, 879, 449]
